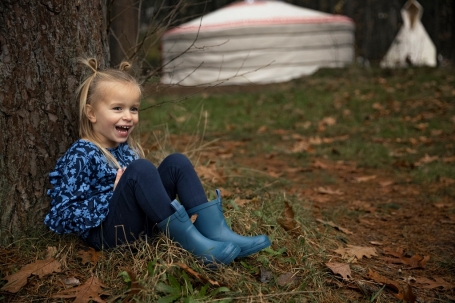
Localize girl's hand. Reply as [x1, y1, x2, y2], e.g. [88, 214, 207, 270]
[113, 167, 126, 191]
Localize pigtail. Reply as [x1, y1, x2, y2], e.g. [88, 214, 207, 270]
[76, 58, 98, 129]
[119, 61, 131, 72]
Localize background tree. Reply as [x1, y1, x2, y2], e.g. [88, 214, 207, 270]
[0, 1, 109, 243]
[108, 0, 139, 67]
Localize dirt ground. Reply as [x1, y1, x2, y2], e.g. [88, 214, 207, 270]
[149, 80, 455, 302]
[168, 131, 455, 302]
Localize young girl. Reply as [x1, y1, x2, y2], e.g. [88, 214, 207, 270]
[44, 58, 270, 265]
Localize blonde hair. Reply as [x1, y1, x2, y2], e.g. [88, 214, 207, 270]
[76, 58, 145, 168]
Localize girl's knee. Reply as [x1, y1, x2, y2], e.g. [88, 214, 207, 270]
[161, 153, 192, 168]
[127, 159, 158, 177]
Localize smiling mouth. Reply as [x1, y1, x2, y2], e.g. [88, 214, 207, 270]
[116, 126, 131, 134]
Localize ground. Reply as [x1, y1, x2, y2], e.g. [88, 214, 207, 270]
[181, 133, 455, 302]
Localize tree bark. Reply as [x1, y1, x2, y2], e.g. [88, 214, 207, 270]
[0, 0, 109, 243]
[108, 0, 138, 67]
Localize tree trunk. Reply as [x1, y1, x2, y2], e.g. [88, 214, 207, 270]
[0, 0, 110, 244]
[108, 0, 138, 67]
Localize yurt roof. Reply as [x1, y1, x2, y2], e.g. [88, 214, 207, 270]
[165, 0, 353, 35]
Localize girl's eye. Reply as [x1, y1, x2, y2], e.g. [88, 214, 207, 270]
[113, 107, 122, 110]
[131, 107, 139, 112]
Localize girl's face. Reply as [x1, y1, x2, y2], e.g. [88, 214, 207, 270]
[85, 81, 141, 148]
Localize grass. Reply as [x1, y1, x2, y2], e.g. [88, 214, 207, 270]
[1, 65, 454, 302]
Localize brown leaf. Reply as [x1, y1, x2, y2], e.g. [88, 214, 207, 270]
[382, 248, 430, 269]
[400, 283, 417, 303]
[413, 277, 455, 290]
[257, 125, 268, 133]
[52, 276, 108, 303]
[316, 219, 353, 235]
[77, 248, 101, 266]
[176, 263, 220, 286]
[315, 187, 343, 195]
[290, 141, 312, 153]
[349, 200, 376, 213]
[415, 154, 439, 166]
[326, 262, 352, 280]
[277, 201, 298, 233]
[1, 258, 62, 293]
[368, 269, 404, 299]
[46, 246, 58, 259]
[194, 164, 226, 184]
[353, 175, 377, 183]
[443, 156, 455, 163]
[334, 245, 378, 260]
[190, 214, 198, 224]
[311, 160, 328, 169]
[234, 197, 255, 206]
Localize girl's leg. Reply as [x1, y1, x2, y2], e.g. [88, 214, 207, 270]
[157, 153, 270, 258]
[87, 159, 174, 249]
[86, 158, 241, 265]
[157, 153, 207, 209]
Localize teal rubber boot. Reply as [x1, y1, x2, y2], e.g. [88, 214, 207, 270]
[186, 190, 271, 258]
[158, 200, 240, 265]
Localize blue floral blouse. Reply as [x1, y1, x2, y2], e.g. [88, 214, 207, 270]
[44, 139, 139, 239]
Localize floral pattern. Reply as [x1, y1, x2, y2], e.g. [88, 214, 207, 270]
[44, 140, 139, 239]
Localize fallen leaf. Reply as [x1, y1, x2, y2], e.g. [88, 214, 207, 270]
[326, 262, 352, 280]
[78, 248, 101, 266]
[443, 156, 455, 163]
[334, 245, 378, 260]
[46, 246, 58, 259]
[349, 200, 376, 213]
[315, 187, 343, 195]
[190, 214, 198, 223]
[431, 129, 443, 136]
[277, 272, 297, 286]
[415, 154, 439, 166]
[440, 177, 455, 185]
[1, 258, 62, 293]
[257, 125, 268, 133]
[414, 277, 455, 290]
[52, 276, 109, 302]
[380, 180, 394, 187]
[382, 247, 430, 269]
[176, 263, 220, 286]
[290, 141, 312, 153]
[312, 160, 328, 169]
[277, 201, 299, 233]
[194, 164, 226, 184]
[368, 269, 404, 299]
[414, 123, 428, 131]
[401, 283, 417, 303]
[353, 175, 376, 183]
[317, 219, 353, 235]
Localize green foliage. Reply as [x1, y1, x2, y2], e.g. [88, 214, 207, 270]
[155, 270, 231, 303]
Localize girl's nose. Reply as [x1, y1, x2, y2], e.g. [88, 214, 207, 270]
[123, 111, 132, 121]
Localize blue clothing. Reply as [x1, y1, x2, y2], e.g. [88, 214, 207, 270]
[44, 140, 208, 248]
[44, 139, 139, 238]
[85, 156, 207, 249]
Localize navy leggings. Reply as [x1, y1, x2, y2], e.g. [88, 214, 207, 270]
[86, 153, 208, 250]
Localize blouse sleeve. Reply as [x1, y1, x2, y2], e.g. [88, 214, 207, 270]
[44, 148, 113, 236]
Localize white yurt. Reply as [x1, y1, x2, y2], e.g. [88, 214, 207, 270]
[380, 0, 436, 68]
[160, 0, 355, 86]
